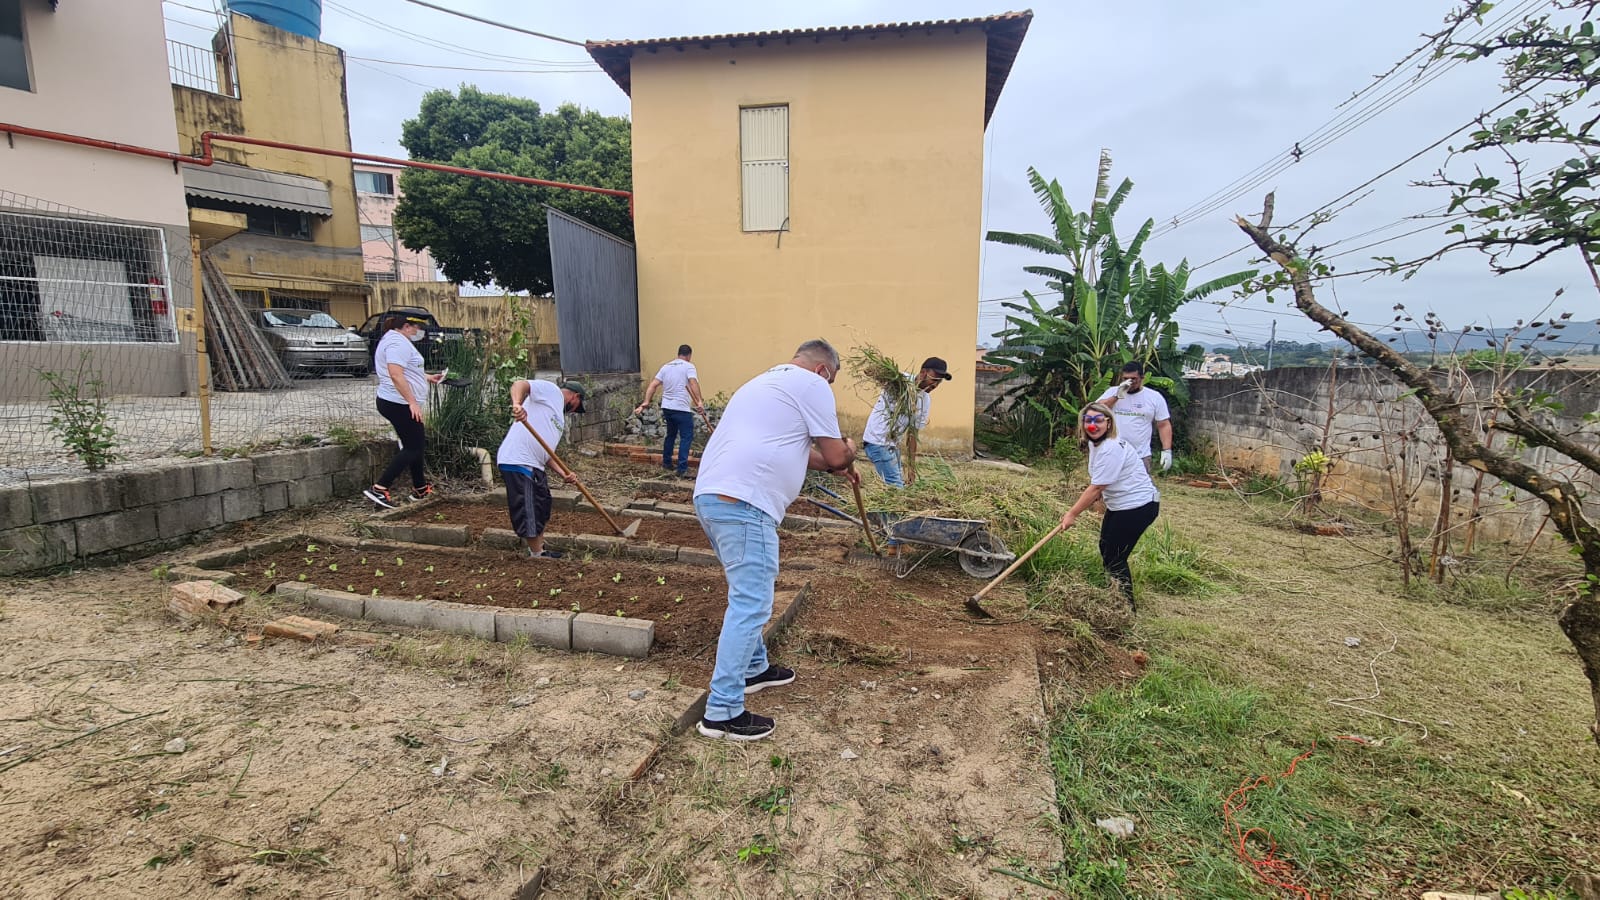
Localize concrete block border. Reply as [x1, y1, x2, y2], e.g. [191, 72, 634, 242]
[178, 531, 665, 659]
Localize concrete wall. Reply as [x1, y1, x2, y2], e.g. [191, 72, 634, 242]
[2, 0, 190, 228]
[0, 440, 391, 575]
[1184, 367, 1600, 544]
[173, 14, 366, 320]
[627, 30, 988, 452]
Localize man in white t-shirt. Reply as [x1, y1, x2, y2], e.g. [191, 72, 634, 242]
[692, 339, 858, 742]
[497, 378, 586, 559]
[634, 344, 705, 477]
[862, 356, 951, 488]
[1097, 361, 1174, 473]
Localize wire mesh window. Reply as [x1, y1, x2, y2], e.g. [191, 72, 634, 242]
[359, 224, 395, 243]
[0, 211, 176, 343]
[266, 292, 329, 314]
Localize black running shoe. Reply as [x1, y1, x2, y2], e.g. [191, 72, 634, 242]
[523, 546, 564, 559]
[363, 485, 396, 509]
[697, 711, 775, 742]
[745, 665, 796, 695]
[410, 484, 435, 502]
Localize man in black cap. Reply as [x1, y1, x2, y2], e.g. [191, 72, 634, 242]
[497, 378, 586, 559]
[861, 356, 952, 488]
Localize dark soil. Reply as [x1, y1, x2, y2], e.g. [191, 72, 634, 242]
[403, 501, 713, 548]
[230, 539, 742, 656]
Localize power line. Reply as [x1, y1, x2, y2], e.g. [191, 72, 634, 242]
[345, 55, 601, 74]
[324, 0, 593, 67]
[401, 0, 586, 48]
[1152, 0, 1548, 240]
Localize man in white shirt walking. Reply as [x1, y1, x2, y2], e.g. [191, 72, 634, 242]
[693, 339, 858, 742]
[1097, 361, 1174, 473]
[497, 378, 586, 559]
[861, 356, 952, 488]
[635, 344, 706, 478]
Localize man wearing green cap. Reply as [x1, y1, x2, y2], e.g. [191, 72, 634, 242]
[497, 378, 586, 559]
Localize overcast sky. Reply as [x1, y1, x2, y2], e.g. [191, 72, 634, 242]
[164, 0, 1594, 349]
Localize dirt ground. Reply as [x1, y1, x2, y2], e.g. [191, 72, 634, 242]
[0, 460, 1114, 898]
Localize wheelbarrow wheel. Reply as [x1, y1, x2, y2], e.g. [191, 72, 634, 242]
[958, 530, 1009, 579]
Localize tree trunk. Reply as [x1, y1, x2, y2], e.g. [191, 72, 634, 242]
[1430, 445, 1454, 584]
[1235, 201, 1600, 748]
[1560, 589, 1600, 747]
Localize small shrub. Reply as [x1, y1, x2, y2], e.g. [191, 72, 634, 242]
[39, 352, 118, 472]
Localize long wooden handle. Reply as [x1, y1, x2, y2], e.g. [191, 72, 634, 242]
[848, 476, 881, 557]
[517, 418, 628, 537]
[971, 521, 1066, 603]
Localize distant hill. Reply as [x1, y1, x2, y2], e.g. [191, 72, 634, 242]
[1193, 319, 1600, 358]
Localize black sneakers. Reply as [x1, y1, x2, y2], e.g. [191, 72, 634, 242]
[697, 711, 775, 741]
[410, 484, 435, 502]
[363, 485, 396, 509]
[523, 546, 564, 559]
[745, 665, 796, 694]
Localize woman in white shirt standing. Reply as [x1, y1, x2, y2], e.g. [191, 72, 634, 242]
[1058, 401, 1161, 609]
[364, 315, 445, 509]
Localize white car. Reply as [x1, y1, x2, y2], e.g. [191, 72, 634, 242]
[254, 309, 370, 377]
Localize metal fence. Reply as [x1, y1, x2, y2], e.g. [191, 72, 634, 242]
[167, 38, 238, 98]
[547, 207, 638, 374]
[0, 191, 381, 485]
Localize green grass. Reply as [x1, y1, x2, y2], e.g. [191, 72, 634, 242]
[1043, 656, 1588, 898]
[1031, 484, 1600, 898]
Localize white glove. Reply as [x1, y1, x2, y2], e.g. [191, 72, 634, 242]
[1159, 449, 1173, 472]
[1115, 379, 1134, 400]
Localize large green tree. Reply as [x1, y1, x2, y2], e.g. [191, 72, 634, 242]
[985, 152, 1255, 451]
[394, 87, 632, 294]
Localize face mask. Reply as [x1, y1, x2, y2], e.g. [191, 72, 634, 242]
[406, 330, 424, 343]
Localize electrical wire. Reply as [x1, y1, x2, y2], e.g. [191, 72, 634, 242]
[1153, 0, 1549, 239]
[324, 0, 594, 67]
[401, 0, 586, 48]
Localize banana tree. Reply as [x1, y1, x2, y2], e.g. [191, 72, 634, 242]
[985, 153, 1256, 453]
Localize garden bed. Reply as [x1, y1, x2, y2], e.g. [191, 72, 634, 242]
[402, 500, 712, 548]
[224, 536, 751, 657]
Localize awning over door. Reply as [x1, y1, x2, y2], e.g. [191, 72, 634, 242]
[181, 162, 333, 216]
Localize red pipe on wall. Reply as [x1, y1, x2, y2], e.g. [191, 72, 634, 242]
[0, 122, 635, 216]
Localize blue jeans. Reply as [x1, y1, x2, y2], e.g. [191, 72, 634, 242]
[662, 409, 695, 474]
[864, 442, 904, 488]
[695, 494, 780, 722]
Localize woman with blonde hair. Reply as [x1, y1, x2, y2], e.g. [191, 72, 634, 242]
[1058, 401, 1161, 608]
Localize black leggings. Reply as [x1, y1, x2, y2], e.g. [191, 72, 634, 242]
[1100, 500, 1160, 607]
[375, 397, 427, 489]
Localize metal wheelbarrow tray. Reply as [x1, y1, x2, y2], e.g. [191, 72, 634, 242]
[864, 512, 1015, 579]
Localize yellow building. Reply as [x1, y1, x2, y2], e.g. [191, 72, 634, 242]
[172, 13, 367, 327]
[588, 12, 1031, 451]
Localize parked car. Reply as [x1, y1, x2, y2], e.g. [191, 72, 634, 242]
[253, 308, 370, 377]
[355, 307, 469, 368]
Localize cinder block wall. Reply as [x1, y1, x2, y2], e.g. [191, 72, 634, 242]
[1182, 367, 1600, 545]
[0, 441, 390, 575]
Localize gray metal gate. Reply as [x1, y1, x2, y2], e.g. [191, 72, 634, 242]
[546, 207, 637, 374]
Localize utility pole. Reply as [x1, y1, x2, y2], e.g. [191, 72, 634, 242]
[1266, 319, 1276, 370]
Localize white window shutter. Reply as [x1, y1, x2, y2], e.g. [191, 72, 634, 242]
[740, 106, 789, 231]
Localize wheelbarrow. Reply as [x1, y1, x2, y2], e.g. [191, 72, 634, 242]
[804, 485, 1015, 579]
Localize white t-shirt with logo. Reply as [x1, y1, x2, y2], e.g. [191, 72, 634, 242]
[862, 374, 932, 445]
[374, 329, 427, 406]
[1095, 384, 1170, 458]
[1088, 437, 1160, 511]
[694, 363, 842, 523]
[655, 358, 698, 412]
[497, 378, 567, 471]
